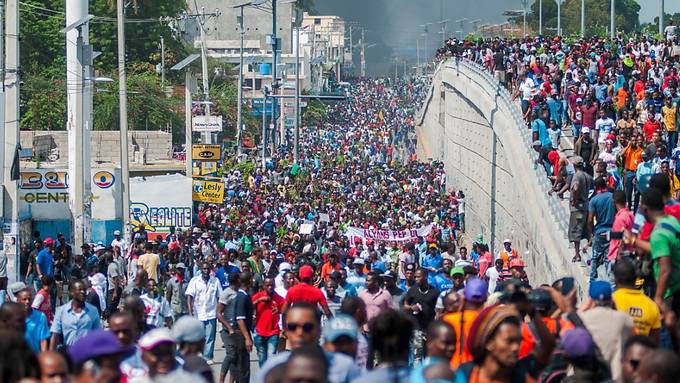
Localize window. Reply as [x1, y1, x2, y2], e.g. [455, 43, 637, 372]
[314, 18, 321, 25]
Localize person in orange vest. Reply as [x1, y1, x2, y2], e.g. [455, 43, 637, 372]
[443, 278, 488, 369]
[519, 288, 574, 359]
[498, 239, 519, 268]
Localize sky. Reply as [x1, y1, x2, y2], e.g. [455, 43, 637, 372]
[313, 0, 680, 75]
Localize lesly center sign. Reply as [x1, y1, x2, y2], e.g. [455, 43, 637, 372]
[19, 169, 119, 220]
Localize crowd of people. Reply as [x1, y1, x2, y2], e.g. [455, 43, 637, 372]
[5, 29, 680, 383]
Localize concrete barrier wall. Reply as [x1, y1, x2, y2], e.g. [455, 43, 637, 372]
[21, 131, 172, 164]
[418, 59, 587, 292]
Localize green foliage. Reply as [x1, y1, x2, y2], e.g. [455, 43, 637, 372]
[519, 0, 640, 37]
[93, 73, 183, 133]
[19, 0, 188, 131]
[302, 98, 327, 127]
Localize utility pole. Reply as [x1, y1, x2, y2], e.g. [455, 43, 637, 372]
[198, 7, 212, 145]
[581, 0, 585, 37]
[270, 0, 278, 153]
[3, 0, 19, 281]
[610, 0, 615, 39]
[294, 6, 300, 164]
[416, 37, 420, 74]
[361, 28, 366, 77]
[236, 7, 244, 158]
[660, 0, 664, 36]
[521, 0, 527, 37]
[117, 0, 130, 242]
[556, 0, 561, 36]
[539, 0, 542, 35]
[160, 36, 165, 88]
[185, 70, 193, 176]
[65, 0, 88, 249]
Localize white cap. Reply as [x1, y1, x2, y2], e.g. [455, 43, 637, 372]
[113, 230, 121, 236]
[138, 328, 175, 351]
[582, 127, 591, 134]
[353, 258, 365, 265]
[503, 239, 511, 243]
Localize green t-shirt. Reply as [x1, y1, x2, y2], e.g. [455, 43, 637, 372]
[650, 215, 680, 298]
[240, 235, 255, 254]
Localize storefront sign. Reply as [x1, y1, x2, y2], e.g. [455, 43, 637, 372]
[192, 180, 224, 204]
[192, 144, 221, 161]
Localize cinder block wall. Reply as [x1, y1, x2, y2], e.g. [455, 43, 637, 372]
[21, 131, 172, 164]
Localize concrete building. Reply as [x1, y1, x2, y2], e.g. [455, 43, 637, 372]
[181, 0, 294, 54]
[301, 12, 347, 89]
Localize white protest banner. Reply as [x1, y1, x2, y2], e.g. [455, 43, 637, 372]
[344, 224, 434, 242]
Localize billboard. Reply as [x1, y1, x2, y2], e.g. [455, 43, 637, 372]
[192, 180, 224, 204]
[130, 174, 192, 237]
[18, 168, 120, 220]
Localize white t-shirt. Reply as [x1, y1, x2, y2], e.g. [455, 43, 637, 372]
[486, 267, 500, 294]
[456, 197, 465, 214]
[519, 77, 536, 100]
[595, 117, 615, 144]
[140, 294, 172, 328]
[398, 252, 414, 279]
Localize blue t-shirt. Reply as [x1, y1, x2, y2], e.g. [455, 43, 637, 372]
[25, 310, 50, 353]
[532, 119, 551, 147]
[588, 191, 615, 234]
[36, 248, 54, 278]
[215, 265, 241, 289]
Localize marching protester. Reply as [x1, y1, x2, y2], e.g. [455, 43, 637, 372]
[8, 31, 680, 383]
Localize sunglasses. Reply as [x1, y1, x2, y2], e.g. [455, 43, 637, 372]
[286, 322, 316, 333]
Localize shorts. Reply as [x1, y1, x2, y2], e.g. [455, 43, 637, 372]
[568, 209, 587, 243]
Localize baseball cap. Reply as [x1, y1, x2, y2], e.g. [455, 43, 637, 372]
[353, 258, 365, 265]
[509, 259, 526, 268]
[8, 282, 26, 296]
[381, 270, 396, 279]
[561, 328, 595, 359]
[171, 316, 205, 343]
[299, 265, 315, 280]
[581, 127, 591, 134]
[138, 328, 175, 351]
[576, 97, 583, 103]
[43, 237, 55, 247]
[503, 239, 511, 244]
[464, 278, 489, 303]
[68, 330, 129, 365]
[322, 315, 358, 343]
[405, 263, 415, 272]
[532, 140, 543, 147]
[113, 230, 121, 235]
[589, 280, 612, 301]
[450, 267, 465, 277]
[175, 262, 186, 270]
[571, 156, 584, 166]
[279, 262, 292, 272]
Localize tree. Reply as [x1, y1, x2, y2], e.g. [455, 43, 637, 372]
[19, 0, 188, 131]
[519, 0, 640, 37]
[92, 73, 183, 133]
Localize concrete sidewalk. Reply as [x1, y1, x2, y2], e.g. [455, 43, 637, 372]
[208, 330, 261, 382]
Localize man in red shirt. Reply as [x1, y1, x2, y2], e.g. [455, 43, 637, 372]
[321, 253, 342, 282]
[251, 277, 284, 366]
[643, 111, 661, 142]
[282, 265, 332, 319]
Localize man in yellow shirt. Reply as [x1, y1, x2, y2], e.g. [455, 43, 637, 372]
[137, 242, 161, 282]
[662, 96, 678, 149]
[612, 260, 661, 344]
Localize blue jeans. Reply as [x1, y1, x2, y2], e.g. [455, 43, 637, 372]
[254, 333, 279, 366]
[572, 124, 582, 139]
[202, 318, 217, 359]
[590, 234, 611, 283]
[669, 131, 678, 151]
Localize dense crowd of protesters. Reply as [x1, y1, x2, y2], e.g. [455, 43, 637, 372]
[5, 30, 680, 383]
